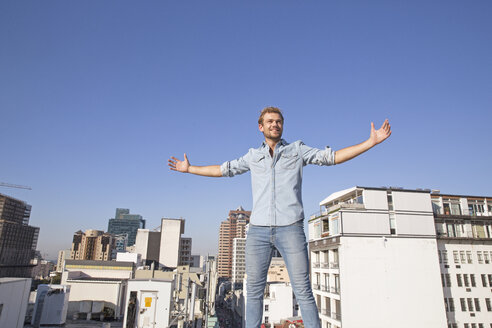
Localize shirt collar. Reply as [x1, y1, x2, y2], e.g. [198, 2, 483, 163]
[261, 138, 288, 149]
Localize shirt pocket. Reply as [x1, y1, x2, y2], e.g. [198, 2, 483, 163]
[250, 154, 266, 172]
[279, 151, 299, 170]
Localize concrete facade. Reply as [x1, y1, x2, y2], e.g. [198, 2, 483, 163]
[309, 187, 447, 328]
[0, 277, 31, 328]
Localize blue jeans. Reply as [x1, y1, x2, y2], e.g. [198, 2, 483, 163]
[245, 220, 321, 328]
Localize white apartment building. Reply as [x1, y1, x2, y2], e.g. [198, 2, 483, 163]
[232, 238, 246, 284]
[308, 186, 447, 328]
[432, 192, 492, 328]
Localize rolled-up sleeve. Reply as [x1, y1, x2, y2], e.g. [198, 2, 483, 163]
[299, 141, 336, 166]
[221, 151, 251, 177]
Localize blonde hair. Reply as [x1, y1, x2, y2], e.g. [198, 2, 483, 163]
[258, 106, 284, 125]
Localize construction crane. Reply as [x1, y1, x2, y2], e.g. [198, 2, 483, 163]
[0, 182, 32, 190]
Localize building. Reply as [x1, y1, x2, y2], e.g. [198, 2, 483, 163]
[107, 208, 146, 247]
[56, 249, 71, 272]
[70, 229, 116, 261]
[61, 259, 134, 319]
[308, 186, 451, 328]
[238, 257, 298, 328]
[134, 218, 193, 269]
[180, 237, 192, 266]
[112, 233, 129, 258]
[0, 278, 32, 328]
[218, 207, 251, 278]
[134, 228, 161, 266]
[0, 193, 39, 278]
[431, 191, 492, 328]
[232, 238, 246, 284]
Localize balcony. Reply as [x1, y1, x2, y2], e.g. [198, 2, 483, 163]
[330, 262, 339, 269]
[321, 308, 329, 316]
[320, 262, 329, 268]
[321, 285, 329, 292]
[313, 262, 320, 268]
[331, 312, 341, 321]
[330, 286, 340, 295]
[313, 283, 320, 290]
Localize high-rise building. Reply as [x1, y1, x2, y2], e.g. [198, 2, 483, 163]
[179, 237, 192, 266]
[107, 208, 145, 247]
[134, 218, 193, 269]
[218, 206, 251, 278]
[159, 218, 185, 268]
[56, 249, 71, 272]
[134, 228, 161, 266]
[0, 193, 39, 278]
[70, 229, 116, 261]
[232, 238, 246, 284]
[308, 186, 492, 328]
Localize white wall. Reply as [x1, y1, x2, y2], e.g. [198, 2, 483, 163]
[262, 283, 295, 325]
[0, 278, 31, 328]
[342, 212, 390, 235]
[392, 191, 432, 212]
[64, 280, 125, 318]
[135, 229, 150, 260]
[159, 219, 184, 268]
[395, 213, 436, 236]
[339, 236, 446, 328]
[362, 190, 388, 210]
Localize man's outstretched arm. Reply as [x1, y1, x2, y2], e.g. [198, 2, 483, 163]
[168, 153, 223, 177]
[334, 119, 392, 164]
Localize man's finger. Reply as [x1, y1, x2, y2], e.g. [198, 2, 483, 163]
[184, 153, 188, 162]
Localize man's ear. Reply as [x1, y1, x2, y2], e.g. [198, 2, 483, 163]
[258, 123, 264, 133]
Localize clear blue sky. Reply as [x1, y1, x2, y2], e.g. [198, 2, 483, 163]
[1, 1, 491, 260]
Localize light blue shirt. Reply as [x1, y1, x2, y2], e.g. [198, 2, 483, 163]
[221, 139, 335, 226]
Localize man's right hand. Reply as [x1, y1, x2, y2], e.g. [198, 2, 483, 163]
[168, 154, 190, 173]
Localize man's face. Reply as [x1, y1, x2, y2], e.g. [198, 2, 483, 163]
[259, 112, 283, 141]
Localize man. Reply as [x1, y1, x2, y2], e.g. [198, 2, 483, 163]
[169, 107, 391, 328]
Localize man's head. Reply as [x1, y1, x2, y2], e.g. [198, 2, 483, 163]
[258, 106, 284, 142]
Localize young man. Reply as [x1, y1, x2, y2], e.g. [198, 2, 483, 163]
[169, 107, 391, 328]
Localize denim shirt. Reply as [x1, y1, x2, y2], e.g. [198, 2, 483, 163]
[220, 139, 335, 226]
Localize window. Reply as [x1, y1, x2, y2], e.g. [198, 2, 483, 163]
[474, 298, 481, 312]
[438, 251, 442, 263]
[482, 274, 488, 287]
[485, 252, 490, 264]
[489, 274, 492, 286]
[264, 316, 269, 324]
[264, 304, 269, 312]
[471, 274, 476, 287]
[446, 273, 452, 287]
[460, 251, 466, 264]
[441, 274, 445, 287]
[467, 298, 474, 312]
[444, 298, 449, 312]
[461, 298, 466, 311]
[478, 251, 483, 264]
[442, 250, 448, 264]
[387, 193, 393, 211]
[464, 274, 470, 287]
[486, 298, 491, 311]
[453, 251, 459, 264]
[449, 298, 455, 312]
[467, 251, 473, 264]
[389, 212, 396, 234]
[457, 274, 463, 287]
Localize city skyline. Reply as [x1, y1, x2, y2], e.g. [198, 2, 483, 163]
[1, 1, 491, 260]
